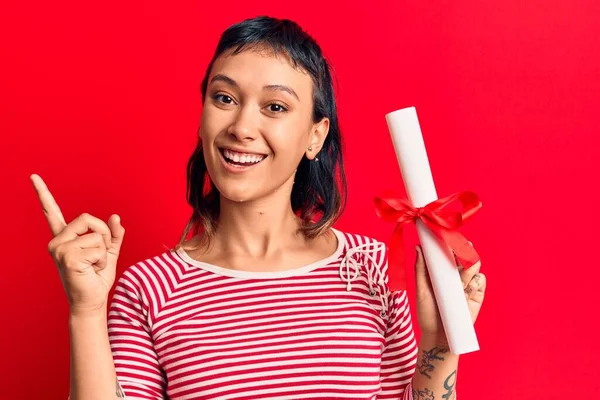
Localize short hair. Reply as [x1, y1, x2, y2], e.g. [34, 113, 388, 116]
[175, 15, 347, 252]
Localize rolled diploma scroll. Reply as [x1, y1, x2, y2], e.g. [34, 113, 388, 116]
[385, 106, 479, 355]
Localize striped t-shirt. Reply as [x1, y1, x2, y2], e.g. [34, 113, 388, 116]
[107, 228, 419, 399]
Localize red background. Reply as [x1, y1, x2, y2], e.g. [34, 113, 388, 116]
[2, 1, 599, 398]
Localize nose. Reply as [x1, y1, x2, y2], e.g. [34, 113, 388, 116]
[227, 104, 258, 141]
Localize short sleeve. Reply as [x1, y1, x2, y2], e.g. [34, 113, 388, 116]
[108, 266, 167, 399]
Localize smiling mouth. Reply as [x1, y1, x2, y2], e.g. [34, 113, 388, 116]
[219, 148, 267, 167]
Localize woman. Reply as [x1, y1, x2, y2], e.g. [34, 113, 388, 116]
[32, 15, 486, 400]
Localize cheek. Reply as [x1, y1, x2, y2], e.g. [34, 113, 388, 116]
[200, 108, 227, 140]
[199, 121, 223, 181]
[268, 120, 309, 159]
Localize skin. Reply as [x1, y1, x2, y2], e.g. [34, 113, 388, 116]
[190, 48, 489, 396]
[30, 173, 127, 399]
[183, 47, 338, 272]
[415, 244, 487, 339]
[411, 244, 487, 399]
[31, 45, 487, 399]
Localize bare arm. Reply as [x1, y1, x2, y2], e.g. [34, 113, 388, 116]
[68, 307, 124, 400]
[410, 334, 458, 400]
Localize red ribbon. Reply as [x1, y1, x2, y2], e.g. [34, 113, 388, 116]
[374, 191, 482, 292]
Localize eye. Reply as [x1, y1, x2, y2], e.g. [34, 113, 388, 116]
[212, 93, 235, 105]
[266, 102, 289, 113]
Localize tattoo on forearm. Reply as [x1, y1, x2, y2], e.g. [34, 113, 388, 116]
[417, 346, 448, 378]
[116, 378, 125, 398]
[441, 370, 457, 399]
[412, 387, 435, 400]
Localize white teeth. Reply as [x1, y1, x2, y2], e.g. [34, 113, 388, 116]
[223, 149, 265, 164]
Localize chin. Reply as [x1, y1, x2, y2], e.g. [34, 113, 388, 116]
[213, 181, 260, 203]
[206, 157, 293, 204]
[221, 191, 254, 203]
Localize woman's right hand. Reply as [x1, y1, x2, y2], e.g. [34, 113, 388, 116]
[30, 173, 126, 317]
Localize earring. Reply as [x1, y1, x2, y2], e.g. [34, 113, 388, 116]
[315, 156, 319, 162]
[308, 146, 312, 151]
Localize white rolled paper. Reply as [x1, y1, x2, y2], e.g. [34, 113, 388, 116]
[385, 106, 479, 355]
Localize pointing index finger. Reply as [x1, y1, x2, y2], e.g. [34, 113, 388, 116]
[30, 174, 67, 236]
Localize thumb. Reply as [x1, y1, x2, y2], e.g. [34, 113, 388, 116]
[415, 245, 432, 292]
[106, 214, 126, 263]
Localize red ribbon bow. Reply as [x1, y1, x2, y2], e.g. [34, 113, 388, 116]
[373, 191, 482, 292]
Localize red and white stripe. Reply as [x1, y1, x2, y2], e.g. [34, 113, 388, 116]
[107, 229, 418, 399]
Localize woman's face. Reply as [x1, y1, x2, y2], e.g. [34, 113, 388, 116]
[199, 48, 329, 203]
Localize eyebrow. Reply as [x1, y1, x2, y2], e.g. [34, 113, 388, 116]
[209, 74, 300, 102]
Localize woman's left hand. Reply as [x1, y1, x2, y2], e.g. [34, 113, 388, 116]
[414, 244, 487, 343]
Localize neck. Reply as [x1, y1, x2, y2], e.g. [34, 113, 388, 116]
[213, 178, 304, 257]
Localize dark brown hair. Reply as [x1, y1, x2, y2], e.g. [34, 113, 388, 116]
[174, 15, 347, 253]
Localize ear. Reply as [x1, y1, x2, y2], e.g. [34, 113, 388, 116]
[306, 117, 330, 160]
